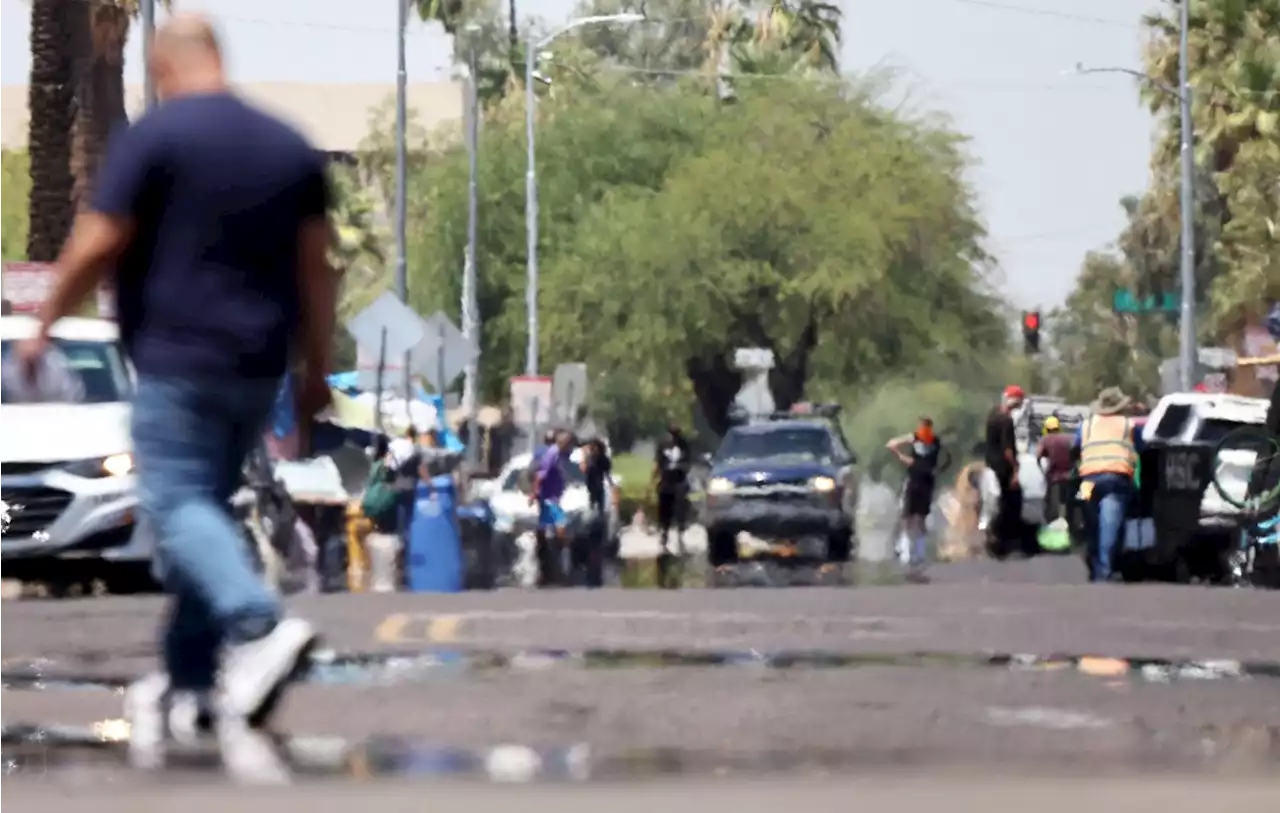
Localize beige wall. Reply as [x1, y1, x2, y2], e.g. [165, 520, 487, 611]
[1, 81, 463, 153]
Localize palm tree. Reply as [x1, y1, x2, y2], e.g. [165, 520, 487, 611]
[72, 0, 134, 213]
[752, 1, 842, 73]
[1138, 0, 1280, 328]
[27, 0, 81, 262]
[416, 0, 467, 35]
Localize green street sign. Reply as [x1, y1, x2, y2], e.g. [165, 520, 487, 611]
[1113, 289, 1179, 314]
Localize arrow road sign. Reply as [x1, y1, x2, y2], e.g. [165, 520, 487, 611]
[411, 311, 478, 393]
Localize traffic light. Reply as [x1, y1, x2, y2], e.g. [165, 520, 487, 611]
[1022, 310, 1041, 354]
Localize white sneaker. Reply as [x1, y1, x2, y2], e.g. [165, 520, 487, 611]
[216, 716, 292, 785]
[124, 673, 168, 770]
[218, 617, 318, 726]
[123, 673, 214, 770]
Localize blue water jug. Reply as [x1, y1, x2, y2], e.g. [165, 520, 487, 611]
[406, 476, 463, 592]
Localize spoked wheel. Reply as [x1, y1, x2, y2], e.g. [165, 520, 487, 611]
[1211, 426, 1280, 516]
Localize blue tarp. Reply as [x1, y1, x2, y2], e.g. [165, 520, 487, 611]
[414, 385, 465, 453]
[321, 372, 465, 454]
[327, 371, 362, 393]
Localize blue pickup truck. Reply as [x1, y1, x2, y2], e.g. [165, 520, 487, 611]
[702, 405, 858, 567]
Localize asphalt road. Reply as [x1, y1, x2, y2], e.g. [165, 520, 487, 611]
[4, 555, 1280, 793]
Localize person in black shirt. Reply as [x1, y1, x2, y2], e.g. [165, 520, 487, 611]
[984, 384, 1025, 556]
[653, 425, 691, 556]
[578, 438, 614, 587]
[887, 417, 942, 577]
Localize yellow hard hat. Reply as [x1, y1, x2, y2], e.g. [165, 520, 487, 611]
[1043, 416, 1061, 433]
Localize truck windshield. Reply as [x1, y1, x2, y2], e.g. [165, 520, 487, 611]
[0, 339, 131, 404]
[718, 427, 834, 462]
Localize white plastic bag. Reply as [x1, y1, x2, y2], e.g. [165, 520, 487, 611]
[978, 467, 1002, 529]
[365, 531, 402, 593]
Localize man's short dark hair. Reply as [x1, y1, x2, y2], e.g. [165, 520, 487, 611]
[544, 429, 556, 444]
[405, 425, 418, 438]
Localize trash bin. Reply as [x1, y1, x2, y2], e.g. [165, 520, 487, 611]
[405, 476, 463, 593]
[1140, 394, 1270, 582]
[457, 501, 496, 590]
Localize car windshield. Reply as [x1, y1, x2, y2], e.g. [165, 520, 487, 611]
[717, 427, 834, 462]
[501, 457, 587, 492]
[0, 338, 131, 404]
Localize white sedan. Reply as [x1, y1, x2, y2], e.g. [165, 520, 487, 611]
[486, 450, 621, 540]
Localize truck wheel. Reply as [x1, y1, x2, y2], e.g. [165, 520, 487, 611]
[707, 528, 738, 568]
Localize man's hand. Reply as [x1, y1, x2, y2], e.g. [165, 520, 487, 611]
[14, 333, 51, 387]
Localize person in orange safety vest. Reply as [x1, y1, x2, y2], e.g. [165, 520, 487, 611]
[1072, 387, 1145, 582]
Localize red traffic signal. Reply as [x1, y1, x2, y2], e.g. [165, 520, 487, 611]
[1023, 311, 1040, 331]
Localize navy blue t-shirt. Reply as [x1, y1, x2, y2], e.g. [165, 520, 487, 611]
[91, 92, 329, 379]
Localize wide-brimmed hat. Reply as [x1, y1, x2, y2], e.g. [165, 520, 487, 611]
[1092, 387, 1132, 415]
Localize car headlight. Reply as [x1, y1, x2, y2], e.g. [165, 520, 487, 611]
[809, 476, 836, 493]
[64, 453, 134, 479]
[707, 477, 735, 495]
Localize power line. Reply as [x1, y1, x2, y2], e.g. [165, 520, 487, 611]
[596, 64, 1140, 95]
[947, 0, 1139, 28]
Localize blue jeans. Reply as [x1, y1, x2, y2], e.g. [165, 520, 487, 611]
[132, 374, 283, 691]
[1087, 474, 1134, 583]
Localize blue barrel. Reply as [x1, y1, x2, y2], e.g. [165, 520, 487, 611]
[406, 476, 463, 592]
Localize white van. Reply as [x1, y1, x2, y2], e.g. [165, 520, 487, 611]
[0, 315, 153, 565]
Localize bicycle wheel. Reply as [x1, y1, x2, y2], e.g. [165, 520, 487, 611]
[1210, 425, 1280, 513]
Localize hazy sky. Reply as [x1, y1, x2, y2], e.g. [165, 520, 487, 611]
[1, 0, 1160, 307]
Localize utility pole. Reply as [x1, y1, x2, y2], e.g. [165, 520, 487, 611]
[395, 0, 411, 399]
[142, 0, 157, 110]
[462, 30, 481, 465]
[523, 14, 645, 379]
[523, 32, 539, 378]
[1176, 0, 1197, 392]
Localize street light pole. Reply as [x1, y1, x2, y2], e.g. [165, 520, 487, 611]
[1073, 39, 1199, 392]
[524, 33, 539, 378]
[142, 0, 157, 110]
[523, 13, 645, 379]
[462, 31, 481, 465]
[1176, 0, 1197, 392]
[395, 0, 410, 399]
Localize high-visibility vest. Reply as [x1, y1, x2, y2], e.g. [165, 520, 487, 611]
[1078, 415, 1136, 477]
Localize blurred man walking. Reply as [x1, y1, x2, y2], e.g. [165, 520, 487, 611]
[17, 13, 335, 778]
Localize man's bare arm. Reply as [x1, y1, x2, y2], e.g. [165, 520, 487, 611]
[295, 217, 337, 376]
[36, 213, 133, 335]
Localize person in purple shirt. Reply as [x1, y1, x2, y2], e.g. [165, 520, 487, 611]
[531, 429, 572, 586]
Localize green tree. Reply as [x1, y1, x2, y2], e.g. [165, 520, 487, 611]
[402, 75, 717, 405]
[1138, 0, 1279, 331]
[540, 81, 1002, 433]
[1051, 189, 1189, 402]
[2, 151, 31, 261]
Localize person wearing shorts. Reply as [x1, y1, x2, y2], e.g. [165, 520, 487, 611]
[887, 417, 942, 579]
[531, 430, 571, 586]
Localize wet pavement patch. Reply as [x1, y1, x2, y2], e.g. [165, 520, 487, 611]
[2, 648, 1277, 693]
[4, 721, 1280, 782]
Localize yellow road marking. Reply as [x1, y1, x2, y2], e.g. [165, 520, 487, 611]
[426, 615, 461, 643]
[373, 613, 410, 644]
[373, 613, 461, 645]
